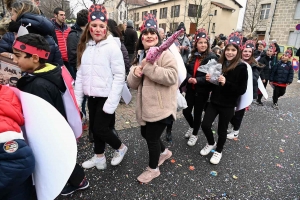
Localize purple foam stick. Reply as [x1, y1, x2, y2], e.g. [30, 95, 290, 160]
[146, 28, 184, 64]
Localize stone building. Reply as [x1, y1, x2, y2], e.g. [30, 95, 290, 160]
[127, 0, 242, 38]
[243, 0, 300, 48]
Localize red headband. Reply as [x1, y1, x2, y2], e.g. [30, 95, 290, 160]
[13, 40, 50, 59]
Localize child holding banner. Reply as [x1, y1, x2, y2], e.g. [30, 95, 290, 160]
[12, 33, 89, 196]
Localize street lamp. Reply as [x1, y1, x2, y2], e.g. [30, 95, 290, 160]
[207, 14, 214, 34]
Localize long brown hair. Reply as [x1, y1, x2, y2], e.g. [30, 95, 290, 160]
[219, 43, 242, 74]
[77, 22, 109, 67]
[187, 39, 210, 65]
[242, 47, 258, 65]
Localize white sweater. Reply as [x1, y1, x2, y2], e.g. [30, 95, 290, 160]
[74, 35, 125, 114]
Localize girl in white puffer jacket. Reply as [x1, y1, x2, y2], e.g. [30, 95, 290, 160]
[74, 4, 128, 170]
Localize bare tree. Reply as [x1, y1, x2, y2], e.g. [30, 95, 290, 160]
[242, 0, 267, 37]
[187, 0, 211, 29]
[40, 0, 76, 19]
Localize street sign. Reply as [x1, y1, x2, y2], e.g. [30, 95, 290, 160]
[296, 24, 300, 30]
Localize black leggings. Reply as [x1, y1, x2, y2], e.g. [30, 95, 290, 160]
[201, 103, 235, 153]
[88, 97, 122, 154]
[273, 86, 286, 104]
[141, 121, 166, 169]
[68, 163, 85, 186]
[183, 90, 209, 135]
[230, 108, 246, 131]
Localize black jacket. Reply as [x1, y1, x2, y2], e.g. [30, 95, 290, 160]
[17, 64, 67, 118]
[269, 60, 294, 84]
[0, 13, 63, 66]
[210, 62, 248, 107]
[67, 23, 82, 68]
[254, 49, 266, 59]
[124, 26, 138, 54]
[258, 54, 276, 80]
[250, 62, 264, 99]
[186, 52, 218, 93]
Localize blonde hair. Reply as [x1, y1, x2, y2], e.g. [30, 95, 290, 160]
[77, 22, 109, 67]
[11, 1, 40, 19]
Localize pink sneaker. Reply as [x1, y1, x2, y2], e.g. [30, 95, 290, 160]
[137, 167, 160, 183]
[158, 149, 172, 166]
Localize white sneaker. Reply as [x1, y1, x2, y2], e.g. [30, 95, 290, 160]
[184, 127, 193, 138]
[111, 145, 128, 166]
[82, 155, 107, 170]
[187, 135, 198, 146]
[297, 80, 300, 83]
[210, 151, 222, 164]
[200, 142, 216, 156]
[227, 125, 233, 133]
[227, 130, 239, 139]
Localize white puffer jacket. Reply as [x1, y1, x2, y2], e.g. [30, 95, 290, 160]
[75, 35, 125, 114]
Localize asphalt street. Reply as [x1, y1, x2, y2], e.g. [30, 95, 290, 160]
[56, 91, 300, 200]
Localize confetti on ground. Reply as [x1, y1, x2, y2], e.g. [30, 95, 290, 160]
[211, 149, 215, 153]
[233, 138, 238, 141]
[210, 171, 218, 176]
[189, 166, 195, 171]
[279, 148, 284, 153]
[232, 175, 238, 179]
[276, 164, 284, 168]
[178, 164, 182, 167]
[281, 139, 286, 142]
[125, 121, 130, 124]
[280, 118, 283, 121]
[170, 159, 176, 163]
[245, 146, 250, 149]
[212, 131, 216, 134]
[171, 194, 177, 197]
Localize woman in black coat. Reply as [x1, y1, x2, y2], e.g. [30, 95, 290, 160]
[0, 1, 63, 66]
[227, 40, 264, 140]
[183, 28, 218, 147]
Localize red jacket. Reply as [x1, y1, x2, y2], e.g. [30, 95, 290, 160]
[52, 19, 71, 62]
[0, 85, 24, 143]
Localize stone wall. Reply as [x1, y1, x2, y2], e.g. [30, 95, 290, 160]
[270, 0, 300, 45]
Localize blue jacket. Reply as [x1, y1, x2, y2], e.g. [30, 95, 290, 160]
[0, 13, 63, 66]
[269, 60, 294, 84]
[0, 139, 35, 199]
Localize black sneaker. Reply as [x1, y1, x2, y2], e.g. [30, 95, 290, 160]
[272, 103, 279, 110]
[166, 130, 172, 142]
[61, 179, 89, 196]
[256, 101, 264, 106]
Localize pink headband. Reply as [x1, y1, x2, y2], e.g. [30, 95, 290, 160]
[13, 40, 50, 59]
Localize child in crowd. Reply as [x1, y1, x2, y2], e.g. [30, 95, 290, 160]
[269, 49, 294, 109]
[200, 32, 248, 164]
[13, 33, 88, 196]
[183, 28, 218, 146]
[227, 40, 264, 139]
[254, 40, 266, 59]
[74, 4, 127, 170]
[127, 13, 177, 183]
[0, 85, 35, 200]
[256, 43, 277, 105]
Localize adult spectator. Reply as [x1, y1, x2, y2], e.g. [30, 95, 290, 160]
[52, 7, 72, 78]
[176, 22, 191, 64]
[124, 20, 138, 63]
[158, 28, 166, 41]
[67, 9, 88, 76]
[0, 1, 63, 66]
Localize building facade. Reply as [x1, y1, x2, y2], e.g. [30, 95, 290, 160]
[243, 0, 300, 48]
[128, 0, 242, 39]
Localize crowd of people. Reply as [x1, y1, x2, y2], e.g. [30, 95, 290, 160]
[0, 1, 298, 199]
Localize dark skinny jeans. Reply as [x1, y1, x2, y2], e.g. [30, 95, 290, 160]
[141, 121, 167, 169]
[201, 103, 235, 153]
[183, 90, 209, 136]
